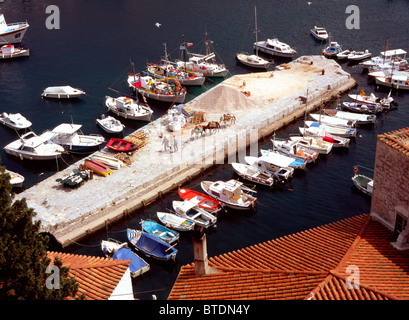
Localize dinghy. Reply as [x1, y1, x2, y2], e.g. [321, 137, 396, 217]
[140, 220, 179, 244]
[127, 229, 178, 261]
[83, 159, 112, 177]
[90, 153, 123, 170]
[157, 211, 195, 232]
[231, 162, 275, 187]
[96, 115, 124, 134]
[352, 173, 373, 196]
[106, 138, 138, 152]
[178, 188, 224, 214]
[172, 200, 217, 228]
[348, 50, 372, 61]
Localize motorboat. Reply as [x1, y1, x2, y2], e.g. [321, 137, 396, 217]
[348, 91, 395, 110]
[172, 200, 217, 228]
[96, 114, 124, 134]
[105, 95, 153, 122]
[304, 121, 357, 138]
[322, 41, 342, 58]
[106, 138, 138, 152]
[140, 220, 179, 244]
[310, 26, 328, 41]
[259, 149, 307, 171]
[101, 239, 150, 278]
[90, 153, 123, 170]
[231, 162, 275, 187]
[178, 188, 224, 214]
[352, 173, 373, 196]
[4, 131, 65, 160]
[0, 44, 29, 59]
[342, 101, 383, 114]
[156, 211, 195, 232]
[236, 6, 272, 69]
[359, 49, 408, 72]
[309, 113, 356, 127]
[41, 86, 85, 99]
[127, 228, 178, 261]
[271, 138, 319, 164]
[127, 74, 186, 103]
[0, 112, 32, 130]
[244, 156, 294, 181]
[201, 179, 257, 210]
[4, 169, 24, 188]
[323, 109, 376, 125]
[337, 49, 355, 60]
[298, 128, 350, 148]
[83, 159, 112, 177]
[0, 13, 29, 45]
[374, 72, 409, 91]
[253, 38, 297, 58]
[348, 50, 372, 61]
[288, 135, 333, 154]
[41, 123, 105, 153]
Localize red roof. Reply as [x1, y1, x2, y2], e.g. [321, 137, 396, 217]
[168, 214, 409, 300]
[48, 251, 131, 300]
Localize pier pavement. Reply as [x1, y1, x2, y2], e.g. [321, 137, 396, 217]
[15, 55, 356, 247]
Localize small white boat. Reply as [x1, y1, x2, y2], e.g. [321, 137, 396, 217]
[244, 156, 294, 181]
[352, 173, 373, 196]
[0, 13, 29, 45]
[254, 38, 297, 58]
[41, 86, 85, 99]
[348, 50, 372, 61]
[342, 101, 383, 114]
[322, 41, 342, 58]
[374, 72, 409, 91]
[298, 128, 350, 148]
[288, 135, 333, 154]
[172, 200, 217, 228]
[310, 26, 328, 41]
[96, 114, 124, 134]
[157, 211, 195, 232]
[0, 44, 29, 59]
[0, 112, 32, 130]
[304, 121, 357, 138]
[105, 95, 153, 122]
[231, 162, 275, 187]
[271, 138, 319, 164]
[348, 92, 395, 110]
[337, 49, 355, 60]
[4, 169, 24, 188]
[90, 153, 123, 170]
[309, 113, 356, 128]
[201, 179, 257, 210]
[323, 109, 376, 125]
[4, 131, 65, 160]
[41, 123, 105, 153]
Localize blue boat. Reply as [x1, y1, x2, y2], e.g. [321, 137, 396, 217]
[127, 228, 178, 261]
[141, 220, 179, 244]
[101, 239, 150, 278]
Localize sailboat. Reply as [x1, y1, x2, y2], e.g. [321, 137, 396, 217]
[236, 6, 272, 69]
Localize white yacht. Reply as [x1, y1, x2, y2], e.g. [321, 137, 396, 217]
[0, 13, 29, 45]
[310, 26, 328, 41]
[253, 38, 297, 58]
[105, 96, 153, 121]
[0, 112, 32, 130]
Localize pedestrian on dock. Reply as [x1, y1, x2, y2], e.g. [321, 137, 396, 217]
[173, 135, 179, 152]
[162, 135, 170, 152]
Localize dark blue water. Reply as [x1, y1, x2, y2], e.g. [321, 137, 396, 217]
[1, 0, 409, 300]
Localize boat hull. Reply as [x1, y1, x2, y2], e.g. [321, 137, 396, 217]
[157, 211, 195, 232]
[83, 159, 112, 177]
[0, 48, 29, 59]
[0, 25, 29, 45]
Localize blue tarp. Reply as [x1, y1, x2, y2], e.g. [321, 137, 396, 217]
[137, 232, 177, 259]
[113, 248, 148, 273]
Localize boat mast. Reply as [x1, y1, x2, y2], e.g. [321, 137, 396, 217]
[254, 6, 259, 57]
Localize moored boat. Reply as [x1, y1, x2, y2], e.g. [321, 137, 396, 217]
[304, 121, 357, 138]
[231, 162, 275, 187]
[106, 138, 138, 152]
[323, 109, 376, 125]
[254, 38, 297, 58]
[271, 138, 319, 163]
[4, 169, 24, 188]
[0, 44, 29, 59]
[172, 200, 217, 228]
[310, 26, 328, 41]
[0, 112, 32, 130]
[352, 173, 373, 196]
[348, 91, 396, 110]
[41, 86, 85, 99]
[348, 50, 372, 61]
[298, 128, 350, 148]
[309, 113, 356, 128]
[105, 95, 153, 122]
[374, 72, 409, 91]
[244, 156, 294, 181]
[337, 49, 355, 60]
[259, 149, 307, 171]
[157, 211, 195, 232]
[96, 114, 124, 134]
[141, 220, 179, 244]
[178, 188, 224, 214]
[288, 135, 333, 154]
[342, 101, 383, 114]
[83, 159, 112, 177]
[0, 13, 29, 45]
[322, 41, 342, 58]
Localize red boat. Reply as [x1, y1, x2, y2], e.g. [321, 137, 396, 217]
[106, 138, 137, 152]
[83, 159, 112, 177]
[178, 188, 224, 214]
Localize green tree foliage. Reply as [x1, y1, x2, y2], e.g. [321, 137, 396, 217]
[0, 162, 82, 300]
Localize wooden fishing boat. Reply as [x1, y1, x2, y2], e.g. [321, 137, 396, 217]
[140, 220, 179, 244]
[288, 136, 333, 154]
[201, 179, 257, 210]
[172, 200, 217, 228]
[231, 162, 275, 187]
[352, 174, 373, 196]
[304, 121, 357, 138]
[106, 138, 138, 152]
[342, 102, 383, 114]
[178, 188, 224, 214]
[83, 159, 112, 177]
[271, 138, 319, 164]
[101, 239, 150, 278]
[157, 211, 195, 232]
[127, 228, 178, 261]
[323, 109, 376, 125]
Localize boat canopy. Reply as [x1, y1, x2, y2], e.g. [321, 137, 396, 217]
[112, 248, 148, 273]
[51, 123, 82, 134]
[381, 49, 406, 57]
[44, 86, 80, 94]
[261, 152, 296, 167]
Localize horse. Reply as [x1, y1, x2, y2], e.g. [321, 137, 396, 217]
[191, 125, 204, 139]
[202, 121, 221, 135]
[220, 113, 236, 127]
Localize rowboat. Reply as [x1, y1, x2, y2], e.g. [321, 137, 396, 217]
[172, 200, 217, 229]
[231, 162, 275, 187]
[4, 169, 24, 188]
[201, 179, 257, 210]
[127, 228, 178, 261]
[101, 239, 150, 278]
[83, 159, 112, 177]
[90, 153, 123, 170]
[56, 168, 89, 188]
[106, 138, 138, 152]
[178, 188, 224, 214]
[140, 220, 179, 244]
[352, 174, 373, 196]
[157, 211, 195, 232]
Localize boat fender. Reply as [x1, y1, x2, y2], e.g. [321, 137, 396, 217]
[353, 166, 358, 173]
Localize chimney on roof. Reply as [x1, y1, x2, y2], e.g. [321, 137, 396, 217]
[193, 226, 209, 276]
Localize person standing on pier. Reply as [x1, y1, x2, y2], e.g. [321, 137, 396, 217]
[162, 135, 170, 152]
[173, 135, 179, 152]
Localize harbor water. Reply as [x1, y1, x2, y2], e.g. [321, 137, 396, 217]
[1, 0, 409, 300]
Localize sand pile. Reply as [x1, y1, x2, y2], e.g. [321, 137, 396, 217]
[189, 83, 256, 114]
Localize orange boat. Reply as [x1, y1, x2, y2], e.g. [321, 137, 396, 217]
[106, 138, 137, 152]
[83, 159, 112, 177]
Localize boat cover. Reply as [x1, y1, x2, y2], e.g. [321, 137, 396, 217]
[137, 232, 174, 258]
[112, 248, 148, 273]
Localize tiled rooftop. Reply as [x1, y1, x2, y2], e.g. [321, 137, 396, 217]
[48, 251, 131, 300]
[378, 127, 409, 155]
[168, 214, 409, 300]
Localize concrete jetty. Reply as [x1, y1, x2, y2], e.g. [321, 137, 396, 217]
[15, 55, 356, 248]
